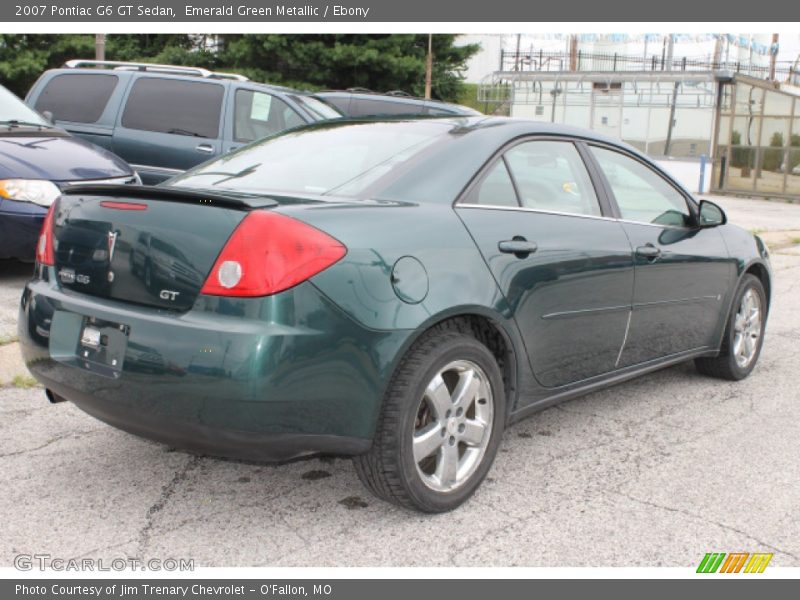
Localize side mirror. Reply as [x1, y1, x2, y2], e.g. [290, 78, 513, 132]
[698, 199, 726, 227]
[41, 110, 54, 124]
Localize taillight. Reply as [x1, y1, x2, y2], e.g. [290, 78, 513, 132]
[200, 211, 346, 297]
[36, 204, 56, 266]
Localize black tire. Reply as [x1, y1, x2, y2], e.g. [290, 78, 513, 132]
[354, 324, 506, 513]
[695, 274, 767, 381]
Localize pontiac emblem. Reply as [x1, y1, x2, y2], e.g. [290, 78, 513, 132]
[107, 230, 118, 283]
[107, 231, 118, 262]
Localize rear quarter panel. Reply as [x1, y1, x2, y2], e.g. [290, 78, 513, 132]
[284, 200, 541, 412]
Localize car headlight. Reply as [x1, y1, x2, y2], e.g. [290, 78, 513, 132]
[0, 179, 61, 207]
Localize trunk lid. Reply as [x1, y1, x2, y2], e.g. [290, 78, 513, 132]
[52, 186, 271, 310]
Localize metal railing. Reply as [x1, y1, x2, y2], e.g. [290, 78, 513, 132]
[499, 49, 798, 82]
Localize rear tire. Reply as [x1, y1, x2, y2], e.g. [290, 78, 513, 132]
[355, 325, 506, 513]
[695, 274, 767, 381]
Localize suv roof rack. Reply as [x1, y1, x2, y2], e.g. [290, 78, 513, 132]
[63, 60, 249, 82]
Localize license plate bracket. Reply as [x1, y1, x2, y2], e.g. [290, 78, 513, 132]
[75, 317, 130, 378]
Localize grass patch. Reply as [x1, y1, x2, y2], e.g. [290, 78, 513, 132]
[455, 82, 510, 115]
[791, 237, 800, 245]
[11, 374, 38, 389]
[0, 335, 19, 346]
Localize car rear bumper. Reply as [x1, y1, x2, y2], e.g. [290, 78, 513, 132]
[0, 199, 46, 260]
[19, 273, 411, 461]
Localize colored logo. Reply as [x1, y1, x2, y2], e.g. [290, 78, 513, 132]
[697, 552, 773, 573]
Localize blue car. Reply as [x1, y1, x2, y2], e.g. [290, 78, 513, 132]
[0, 84, 137, 261]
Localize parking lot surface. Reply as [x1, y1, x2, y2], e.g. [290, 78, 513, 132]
[1, 195, 799, 567]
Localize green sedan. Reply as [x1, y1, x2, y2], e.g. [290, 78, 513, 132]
[19, 117, 772, 512]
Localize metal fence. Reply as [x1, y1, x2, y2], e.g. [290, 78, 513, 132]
[499, 49, 799, 82]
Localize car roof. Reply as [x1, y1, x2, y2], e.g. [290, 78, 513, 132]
[289, 116, 666, 205]
[297, 115, 636, 150]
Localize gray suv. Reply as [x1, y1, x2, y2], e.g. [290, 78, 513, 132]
[25, 60, 342, 184]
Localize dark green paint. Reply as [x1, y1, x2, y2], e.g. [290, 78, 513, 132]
[19, 117, 772, 461]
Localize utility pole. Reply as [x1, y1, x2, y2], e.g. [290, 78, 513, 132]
[665, 34, 675, 71]
[712, 34, 723, 68]
[95, 34, 106, 61]
[768, 33, 779, 80]
[424, 34, 433, 100]
[664, 81, 680, 155]
[514, 33, 521, 71]
[569, 34, 578, 71]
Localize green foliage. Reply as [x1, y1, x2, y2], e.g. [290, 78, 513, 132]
[769, 132, 784, 147]
[455, 83, 510, 115]
[0, 34, 95, 96]
[729, 131, 753, 169]
[215, 35, 478, 101]
[0, 34, 479, 102]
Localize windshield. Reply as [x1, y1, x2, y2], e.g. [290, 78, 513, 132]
[295, 95, 344, 120]
[0, 85, 48, 126]
[170, 120, 453, 197]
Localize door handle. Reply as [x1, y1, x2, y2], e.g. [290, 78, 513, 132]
[498, 237, 538, 258]
[635, 244, 661, 260]
[195, 144, 214, 154]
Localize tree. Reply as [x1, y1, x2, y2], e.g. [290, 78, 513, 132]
[0, 35, 95, 96]
[215, 34, 478, 101]
[0, 34, 202, 97]
[0, 34, 478, 103]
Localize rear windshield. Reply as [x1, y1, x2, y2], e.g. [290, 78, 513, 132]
[170, 120, 453, 197]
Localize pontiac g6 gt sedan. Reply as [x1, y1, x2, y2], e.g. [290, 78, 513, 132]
[19, 117, 771, 512]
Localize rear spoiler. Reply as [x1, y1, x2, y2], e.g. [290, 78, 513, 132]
[61, 184, 277, 210]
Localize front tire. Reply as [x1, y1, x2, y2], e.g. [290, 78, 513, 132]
[355, 326, 506, 512]
[695, 274, 767, 380]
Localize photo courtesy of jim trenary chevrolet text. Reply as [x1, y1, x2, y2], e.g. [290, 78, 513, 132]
[0, 0, 799, 596]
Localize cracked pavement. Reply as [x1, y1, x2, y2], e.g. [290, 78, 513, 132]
[1, 196, 799, 567]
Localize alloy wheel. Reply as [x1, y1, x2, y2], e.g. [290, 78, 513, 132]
[733, 288, 762, 368]
[412, 360, 494, 493]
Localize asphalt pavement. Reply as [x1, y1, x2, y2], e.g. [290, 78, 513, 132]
[1, 195, 799, 567]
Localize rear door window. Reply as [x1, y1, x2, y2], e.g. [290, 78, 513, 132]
[233, 90, 304, 142]
[464, 160, 519, 207]
[504, 140, 602, 217]
[121, 78, 224, 139]
[34, 73, 118, 123]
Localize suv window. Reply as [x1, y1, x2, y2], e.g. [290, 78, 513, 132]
[34, 73, 118, 123]
[317, 95, 350, 114]
[234, 90, 304, 142]
[465, 159, 519, 207]
[350, 98, 421, 117]
[504, 141, 601, 217]
[590, 146, 691, 227]
[425, 106, 456, 116]
[121, 78, 223, 139]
